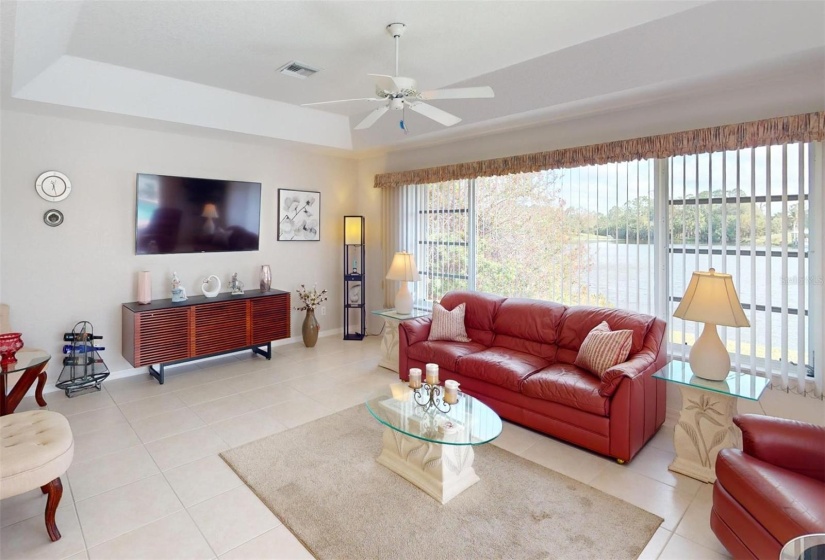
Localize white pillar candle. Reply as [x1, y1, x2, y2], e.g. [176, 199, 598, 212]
[425, 363, 439, 385]
[408, 368, 422, 389]
[444, 380, 460, 404]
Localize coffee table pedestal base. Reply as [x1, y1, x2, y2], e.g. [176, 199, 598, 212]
[377, 427, 479, 504]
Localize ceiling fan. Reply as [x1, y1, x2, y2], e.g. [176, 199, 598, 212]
[302, 23, 494, 131]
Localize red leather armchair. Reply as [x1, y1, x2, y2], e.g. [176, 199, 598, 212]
[711, 414, 825, 559]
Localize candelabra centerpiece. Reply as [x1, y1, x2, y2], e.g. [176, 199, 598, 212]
[408, 364, 460, 415]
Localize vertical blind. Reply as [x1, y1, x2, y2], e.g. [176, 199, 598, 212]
[383, 143, 819, 395]
[668, 143, 812, 393]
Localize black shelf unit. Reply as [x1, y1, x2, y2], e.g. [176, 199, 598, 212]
[344, 216, 365, 340]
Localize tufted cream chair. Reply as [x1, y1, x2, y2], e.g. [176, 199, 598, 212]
[0, 410, 74, 541]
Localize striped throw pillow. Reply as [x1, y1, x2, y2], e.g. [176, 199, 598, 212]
[428, 303, 471, 342]
[574, 321, 633, 378]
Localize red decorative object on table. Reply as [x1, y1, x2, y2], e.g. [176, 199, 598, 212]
[0, 333, 24, 366]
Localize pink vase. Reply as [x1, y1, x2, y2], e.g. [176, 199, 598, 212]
[137, 271, 152, 304]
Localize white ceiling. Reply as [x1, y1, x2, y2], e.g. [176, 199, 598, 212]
[2, 1, 824, 153]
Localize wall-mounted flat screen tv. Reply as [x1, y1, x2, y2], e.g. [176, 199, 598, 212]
[136, 173, 261, 255]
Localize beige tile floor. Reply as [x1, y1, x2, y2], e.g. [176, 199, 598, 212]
[0, 336, 731, 560]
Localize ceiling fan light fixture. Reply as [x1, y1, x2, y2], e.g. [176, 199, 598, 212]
[301, 23, 493, 131]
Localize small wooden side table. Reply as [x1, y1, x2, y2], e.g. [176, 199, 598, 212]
[653, 359, 768, 483]
[1, 349, 51, 416]
[371, 309, 430, 372]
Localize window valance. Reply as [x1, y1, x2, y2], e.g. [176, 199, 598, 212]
[373, 111, 825, 189]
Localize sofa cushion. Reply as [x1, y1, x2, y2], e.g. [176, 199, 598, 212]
[492, 298, 566, 361]
[716, 448, 825, 542]
[456, 347, 549, 392]
[406, 340, 487, 372]
[428, 302, 471, 342]
[440, 291, 504, 347]
[574, 321, 633, 378]
[557, 306, 655, 360]
[521, 363, 610, 417]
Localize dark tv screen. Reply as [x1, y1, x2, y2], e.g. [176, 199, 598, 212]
[136, 174, 261, 255]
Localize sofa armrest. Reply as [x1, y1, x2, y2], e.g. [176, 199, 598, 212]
[599, 351, 657, 397]
[399, 317, 432, 347]
[734, 414, 825, 482]
[398, 318, 432, 379]
[599, 316, 666, 398]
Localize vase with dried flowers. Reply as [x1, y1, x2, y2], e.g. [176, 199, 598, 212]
[295, 284, 328, 347]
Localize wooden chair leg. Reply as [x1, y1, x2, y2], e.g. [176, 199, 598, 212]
[43, 477, 63, 542]
[40, 484, 48, 494]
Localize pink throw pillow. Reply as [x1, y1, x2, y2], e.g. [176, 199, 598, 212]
[428, 302, 471, 342]
[574, 321, 633, 378]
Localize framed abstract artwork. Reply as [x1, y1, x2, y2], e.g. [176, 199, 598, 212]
[278, 189, 320, 241]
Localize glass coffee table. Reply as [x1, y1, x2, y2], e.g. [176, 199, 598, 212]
[366, 389, 502, 504]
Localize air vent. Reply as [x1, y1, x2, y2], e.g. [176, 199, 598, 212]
[278, 61, 319, 79]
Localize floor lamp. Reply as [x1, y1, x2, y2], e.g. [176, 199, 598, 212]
[673, 268, 750, 381]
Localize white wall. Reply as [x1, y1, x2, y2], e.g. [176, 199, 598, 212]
[0, 110, 358, 388]
[355, 79, 825, 425]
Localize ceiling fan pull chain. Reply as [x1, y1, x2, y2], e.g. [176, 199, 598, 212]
[400, 105, 408, 134]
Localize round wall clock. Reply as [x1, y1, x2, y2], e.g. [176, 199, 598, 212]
[35, 171, 72, 202]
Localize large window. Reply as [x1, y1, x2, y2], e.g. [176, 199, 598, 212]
[668, 144, 811, 384]
[390, 142, 819, 391]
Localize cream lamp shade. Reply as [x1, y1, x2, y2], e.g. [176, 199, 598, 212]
[386, 252, 420, 314]
[344, 216, 363, 245]
[673, 268, 750, 381]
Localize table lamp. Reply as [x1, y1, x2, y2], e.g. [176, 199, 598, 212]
[673, 268, 750, 381]
[202, 203, 219, 235]
[386, 251, 419, 314]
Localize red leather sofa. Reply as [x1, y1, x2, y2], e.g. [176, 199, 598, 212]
[711, 414, 825, 559]
[398, 291, 667, 463]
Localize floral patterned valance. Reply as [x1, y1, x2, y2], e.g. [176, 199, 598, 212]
[373, 111, 825, 189]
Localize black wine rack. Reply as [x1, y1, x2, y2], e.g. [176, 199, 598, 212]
[56, 321, 110, 397]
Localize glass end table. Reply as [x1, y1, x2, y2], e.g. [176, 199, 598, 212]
[366, 388, 502, 503]
[1, 349, 51, 416]
[370, 308, 430, 372]
[653, 359, 769, 482]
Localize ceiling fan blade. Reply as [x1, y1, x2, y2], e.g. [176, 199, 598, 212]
[368, 74, 400, 93]
[354, 106, 389, 130]
[418, 86, 495, 100]
[408, 102, 461, 127]
[368, 74, 416, 93]
[301, 98, 383, 107]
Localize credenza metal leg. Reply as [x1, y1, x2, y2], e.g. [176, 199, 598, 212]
[251, 342, 272, 360]
[148, 364, 165, 384]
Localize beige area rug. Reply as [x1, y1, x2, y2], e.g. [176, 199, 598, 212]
[221, 405, 662, 560]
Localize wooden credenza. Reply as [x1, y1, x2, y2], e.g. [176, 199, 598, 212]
[122, 289, 290, 384]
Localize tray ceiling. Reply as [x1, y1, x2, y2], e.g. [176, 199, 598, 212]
[2, 1, 824, 153]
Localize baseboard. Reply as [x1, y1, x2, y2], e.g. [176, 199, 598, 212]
[36, 327, 346, 396]
[664, 406, 680, 428]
